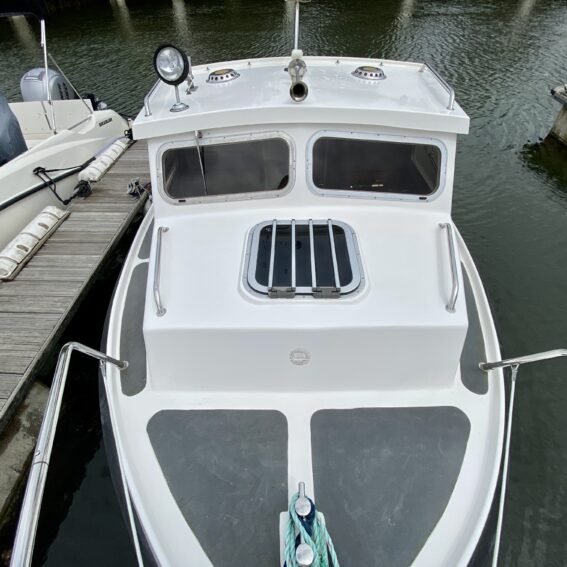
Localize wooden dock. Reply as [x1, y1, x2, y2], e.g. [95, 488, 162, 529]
[0, 141, 149, 431]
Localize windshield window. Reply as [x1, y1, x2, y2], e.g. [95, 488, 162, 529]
[312, 137, 441, 197]
[162, 138, 290, 200]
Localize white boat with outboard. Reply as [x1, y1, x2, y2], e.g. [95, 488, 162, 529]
[10, 3, 567, 567]
[0, 0, 129, 251]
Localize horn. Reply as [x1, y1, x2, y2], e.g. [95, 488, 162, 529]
[288, 53, 308, 103]
[290, 80, 308, 102]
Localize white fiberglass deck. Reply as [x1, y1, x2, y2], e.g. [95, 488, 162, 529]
[102, 206, 504, 567]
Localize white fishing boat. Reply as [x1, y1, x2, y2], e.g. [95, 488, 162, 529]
[98, 17, 507, 567]
[10, 3, 567, 567]
[0, 0, 129, 251]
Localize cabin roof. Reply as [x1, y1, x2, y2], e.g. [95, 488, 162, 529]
[133, 56, 470, 140]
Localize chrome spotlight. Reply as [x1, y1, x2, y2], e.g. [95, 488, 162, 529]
[153, 44, 190, 112]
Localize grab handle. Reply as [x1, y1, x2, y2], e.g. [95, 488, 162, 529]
[154, 226, 168, 316]
[440, 223, 459, 313]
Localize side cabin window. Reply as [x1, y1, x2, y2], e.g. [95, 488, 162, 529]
[312, 137, 442, 197]
[162, 137, 290, 200]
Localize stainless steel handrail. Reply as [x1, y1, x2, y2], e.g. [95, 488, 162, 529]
[479, 347, 567, 567]
[422, 63, 455, 111]
[480, 349, 567, 372]
[10, 342, 127, 567]
[144, 79, 161, 117]
[440, 223, 459, 313]
[154, 226, 169, 316]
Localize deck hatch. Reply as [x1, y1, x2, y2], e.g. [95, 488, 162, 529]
[247, 219, 361, 297]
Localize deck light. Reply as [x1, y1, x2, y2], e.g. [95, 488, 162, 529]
[153, 44, 190, 112]
[154, 44, 189, 85]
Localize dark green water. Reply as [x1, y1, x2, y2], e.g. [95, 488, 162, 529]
[2, 0, 567, 565]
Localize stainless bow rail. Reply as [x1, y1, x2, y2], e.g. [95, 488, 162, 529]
[154, 226, 169, 316]
[480, 349, 567, 567]
[421, 63, 456, 111]
[10, 342, 128, 567]
[440, 223, 459, 312]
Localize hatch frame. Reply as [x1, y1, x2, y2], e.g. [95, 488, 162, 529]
[246, 219, 363, 298]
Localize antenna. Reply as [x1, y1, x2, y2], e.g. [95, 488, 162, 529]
[288, 0, 310, 52]
[40, 19, 57, 134]
[287, 0, 310, 102]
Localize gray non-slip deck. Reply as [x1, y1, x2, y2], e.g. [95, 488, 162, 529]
[0, 141, 149, 431]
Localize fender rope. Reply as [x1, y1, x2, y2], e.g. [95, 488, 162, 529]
[284, 492, 340, 567]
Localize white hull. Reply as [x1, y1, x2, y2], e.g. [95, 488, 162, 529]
[100, 53, 505, 566]
[0, 100, 128, 250]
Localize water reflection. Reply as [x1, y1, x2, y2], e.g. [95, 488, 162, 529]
[172, 0, 189, 44]
[522, 136, 567, 195]
[109, 0, 134, 38]
[515, 0, 537, 21]
[397, 0, 416, 26]
[9, 16, 37, 54]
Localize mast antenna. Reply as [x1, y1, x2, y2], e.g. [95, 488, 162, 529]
[286, 0, 310, 102]
[288, 0, 310, 52]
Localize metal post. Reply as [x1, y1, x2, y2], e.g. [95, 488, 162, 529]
[491, 364, 518, 567]
[294, 0, 300, 50]
[40, 19, 56, 134]
[479, 348, 567, 567]
[99, 361, 145, 567]
[10, 342, 127, 567]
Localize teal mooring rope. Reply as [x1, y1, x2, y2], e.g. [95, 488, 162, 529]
[284, 492, 340, 567]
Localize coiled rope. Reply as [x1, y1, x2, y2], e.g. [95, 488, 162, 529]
[284, 492, 340, 567]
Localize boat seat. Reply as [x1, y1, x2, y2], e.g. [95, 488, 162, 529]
[0, 92, 27, 167]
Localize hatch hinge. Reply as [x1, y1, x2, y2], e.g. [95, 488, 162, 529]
[268, 286, 296, 298]
[312, 286, 341, 298]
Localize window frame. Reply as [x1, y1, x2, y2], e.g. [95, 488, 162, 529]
[156, 131, 295, 205]
[245, 219, 364, 298]
[306, 130, 447, 203]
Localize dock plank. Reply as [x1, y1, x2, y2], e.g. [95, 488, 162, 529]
[0, 140, 149, 431]
[0, 296, 72, 314]
[0, 375, 20, 399]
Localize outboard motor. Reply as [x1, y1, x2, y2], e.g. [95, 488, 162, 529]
[20, 68, 78, 102]
[0, 92, 27, 167]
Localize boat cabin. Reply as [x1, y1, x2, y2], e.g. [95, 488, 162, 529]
[132, 55, 471, 395]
